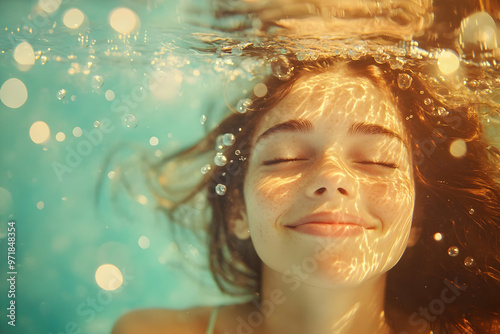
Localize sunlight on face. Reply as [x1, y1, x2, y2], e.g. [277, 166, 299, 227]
[243, 67, 415, 288]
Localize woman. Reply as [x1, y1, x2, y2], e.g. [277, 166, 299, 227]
[111, 56, 500, 333]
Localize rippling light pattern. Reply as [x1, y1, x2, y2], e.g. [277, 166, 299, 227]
[95, 264, 123, 291]
[109, 7, 139, 34]
[63, 8, 85, 29]
[1, 78, 28, 109]
[29, 121, 50, 144]
[437, 50, 460, 75]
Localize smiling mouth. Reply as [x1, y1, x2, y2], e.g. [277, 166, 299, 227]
[285, 211, 374, 237]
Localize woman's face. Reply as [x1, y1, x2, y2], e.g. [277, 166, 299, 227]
[242, 68, 416, 287]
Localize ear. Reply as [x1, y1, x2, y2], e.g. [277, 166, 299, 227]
[231, 210, 250, 240]
[407, 224, 421, 247]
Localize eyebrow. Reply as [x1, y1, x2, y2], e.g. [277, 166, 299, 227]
[255, 119, 404, 145]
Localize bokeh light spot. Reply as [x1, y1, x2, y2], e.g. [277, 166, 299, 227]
[55, 132, 66, 142]
[63, 8, 85, 29]
[149, 70, 182, 100]
[149, 136, 159, 146]
[36, 201, 44, 210]
[39, 0, 61, 13]
[105, 89, 115, 101]
[109, 7, 139, 34]
[14, 42, 35, 66]
[437, 50, 460, 75]
[138, 236, 150, 249]
[30, 121, 50, 144]
[72, 127, 83, 137]
[450, 139, 467, 158]
[254, 83, 268, 97]
[1, 78, 28, 109]
[95, 264, 123, 291]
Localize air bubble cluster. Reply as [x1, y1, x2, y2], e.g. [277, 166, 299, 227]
[222, 133, 235, 146]
[236, 98, 252, 114]
[397, 73, 412, 90]
[215, 183, 227, 196]
[214, 152, 227, 166]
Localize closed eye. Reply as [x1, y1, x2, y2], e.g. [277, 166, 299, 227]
[262, 158, 308, 166]
[355, 160, 399, 169]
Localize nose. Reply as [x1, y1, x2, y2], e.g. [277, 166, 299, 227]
[305, 158, 354, 199]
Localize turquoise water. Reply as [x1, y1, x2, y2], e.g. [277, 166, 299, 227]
[0, 1, 246, 333]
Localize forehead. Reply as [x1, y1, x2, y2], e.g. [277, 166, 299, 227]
[255, 69, 405, 139]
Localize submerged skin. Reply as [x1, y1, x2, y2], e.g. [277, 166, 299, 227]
[113, 67, 423, 334]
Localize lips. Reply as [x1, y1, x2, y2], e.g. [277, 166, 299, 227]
[285, 211, 374, 237]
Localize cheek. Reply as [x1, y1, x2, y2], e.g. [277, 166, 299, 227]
[249, 174, 301, 212]
[363, 177, 414, 227]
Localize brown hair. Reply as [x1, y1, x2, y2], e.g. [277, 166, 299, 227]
[116, 56, 500, 333]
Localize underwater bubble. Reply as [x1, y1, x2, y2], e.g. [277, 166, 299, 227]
[464, 256, 475, 267]
[200, 115, 207, 125]
[214, 152, 227, 166]
[30, 121, 50, 144]
[433, 233, 443, 241]
[91, 75, 104, 89]
[63, 8, 85, 29]
[105, 89, 115, 101]
[0, 78, 28, 108]
[388, 58, 404, 70]
[397, 73, 412, 90]
[254, 83, 267, 97]
[122, 114, 138, 128]
[36, 201, 44, 210]
[423, 98, 433, 106]
[201, 164, 211, 175]
[236, 98, 252, 114]
[450, 139, 467, 158]
[469, 208, 475, 215]
[40, 55, 48, 65]
[149, 136, 159, 146]
[448, 246, 459, 257]
[438, 50, 460, 75]
[437, 107, 449, 116]
[269, 55, 293, 80]
[93, 121, 100, 128]
[107, 171, 116, 179]
[95, 264, 123, 291]
[235, 150, 241, 156]
[222, 133, 235, 146]
[57, 89, 67, 100]
[231, 45, 243, 56]
[373, 53, 390, 64]
[215, 184, 227, 196]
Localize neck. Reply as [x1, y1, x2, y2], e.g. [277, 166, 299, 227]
[249, 265, 391, 334]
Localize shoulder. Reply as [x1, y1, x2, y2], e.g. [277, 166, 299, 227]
[111, 306, 214, 334]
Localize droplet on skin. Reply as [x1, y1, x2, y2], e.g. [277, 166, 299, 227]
[397, 73, 412, 90]
[236, 98, 252, 114]
[214, 152, 227, 166]
[222, 133, 235, 146]
[448, 246, 459, 257]
[215, 184, 227, 195]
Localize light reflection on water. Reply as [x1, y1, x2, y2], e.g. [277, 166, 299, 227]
[0, 1, 499, 333]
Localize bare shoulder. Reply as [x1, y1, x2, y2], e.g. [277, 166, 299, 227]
[111, 306, 214, 334]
